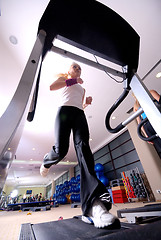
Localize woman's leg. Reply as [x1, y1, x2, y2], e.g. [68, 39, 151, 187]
[72, 108, 111, 216]
[41, 106, 72, 169]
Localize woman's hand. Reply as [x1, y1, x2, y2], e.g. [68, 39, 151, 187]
[83, 96, 92, 109]
[86, 96, 92, 105]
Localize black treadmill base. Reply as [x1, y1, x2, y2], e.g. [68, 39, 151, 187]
[19, 216, 161, 240]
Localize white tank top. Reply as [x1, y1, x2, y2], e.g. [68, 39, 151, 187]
[61, 84, 85, 110]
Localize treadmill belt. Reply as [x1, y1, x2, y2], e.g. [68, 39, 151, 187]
[19, 216, 161, 240]
[32, 217, 122, 240]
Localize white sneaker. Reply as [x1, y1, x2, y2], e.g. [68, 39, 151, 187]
[82, 216, 93, 224]
[89, 199, 117, 228]
[40, 164, 49, 177]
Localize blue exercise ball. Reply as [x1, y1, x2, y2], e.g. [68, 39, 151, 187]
[64, 188, 68, 195]
[76, 175, 80, 182]
[70, 194, 75, 202]
[75, 194, 80, 202]
[64, 181, 69, 187]
[95, 163, 104, 172]
[76, 183, 80, 193]
[61, 196, 67, 204]
[70, 177, 77, 184]
[53, 194, 56, 199]
[77, 194, 80, 202]
[99, 175, 109, 187]
[71, 186, 75, 193]
[96, 171, 104, 179]
[59, 190, 64, 196]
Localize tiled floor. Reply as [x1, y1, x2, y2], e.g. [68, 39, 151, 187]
[0, 201, 159, 240]
[0, 204, 82, 240]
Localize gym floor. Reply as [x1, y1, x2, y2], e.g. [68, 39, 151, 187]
[0, 201, 160, 240]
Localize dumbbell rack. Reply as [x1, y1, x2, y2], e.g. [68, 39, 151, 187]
[121, 167, 149, 202]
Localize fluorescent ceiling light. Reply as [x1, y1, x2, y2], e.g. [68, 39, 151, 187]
[156, 72, 161, 78]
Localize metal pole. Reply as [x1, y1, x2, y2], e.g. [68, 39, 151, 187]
[122, 107, 143, 127]
[130, 74, 161, 138]
[51, 45, 125, 79]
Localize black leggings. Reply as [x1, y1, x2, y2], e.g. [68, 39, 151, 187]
[53, 106, 111, 215]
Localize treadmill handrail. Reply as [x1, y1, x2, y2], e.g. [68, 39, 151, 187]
[137, 118, 158, 142]
[105, 88, 130, 133]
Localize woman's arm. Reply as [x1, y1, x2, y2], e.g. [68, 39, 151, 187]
[50, 77, 66, 91]
[50, 77, 83, 91]
[150, 90, 160, 102]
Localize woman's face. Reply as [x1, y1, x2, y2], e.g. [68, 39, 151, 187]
[68, 63, 81, 78]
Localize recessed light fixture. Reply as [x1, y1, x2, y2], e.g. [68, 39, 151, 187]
[112, 116, 116, 120]
[89, 138, 92, 141]
[32, 148, 35, 151]
[9, 35, 18, 45]
[156, 72, 161, 78]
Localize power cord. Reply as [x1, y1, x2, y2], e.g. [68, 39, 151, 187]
[93, 55, 125, 83]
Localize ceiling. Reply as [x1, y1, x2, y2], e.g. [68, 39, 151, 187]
[0, 0, 161, 189]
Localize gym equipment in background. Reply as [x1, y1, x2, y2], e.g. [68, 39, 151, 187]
[117, 203, 161, 224]
[0, 0, 160, 238]
[7, 200, 53, 212]
[53, 176, 81, 206]
[121, 167, 149, 202]
[94, 163, 109, 187]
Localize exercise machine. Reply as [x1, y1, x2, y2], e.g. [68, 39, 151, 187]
[19, 215, 161, 240]
[117, 203, 161, 224]
[7, 200, 56, 212]
[0, 0, 161, 238]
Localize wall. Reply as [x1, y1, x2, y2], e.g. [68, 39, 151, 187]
[3, 184, 46, 201]
[127, 120, 161, 201]
[17, 186, 46, 199]
[74, 130, 144, 181]
[55, 171, 70, 186]
[3, 184, 14, 196]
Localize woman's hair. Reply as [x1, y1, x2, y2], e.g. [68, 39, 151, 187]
[71, 62, 81, 68]
[56, 73, 69, 79]
[56, 62, 81, 79]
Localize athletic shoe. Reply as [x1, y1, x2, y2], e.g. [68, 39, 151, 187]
[43, 147, 60, 168]
[40, 147, 60, 177]
[40, 161, 49, 177]
[82, 215, 93, 224]
[82, 199, 120, 229]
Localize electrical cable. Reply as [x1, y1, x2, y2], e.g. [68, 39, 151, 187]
[93, 55, 124, 83]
